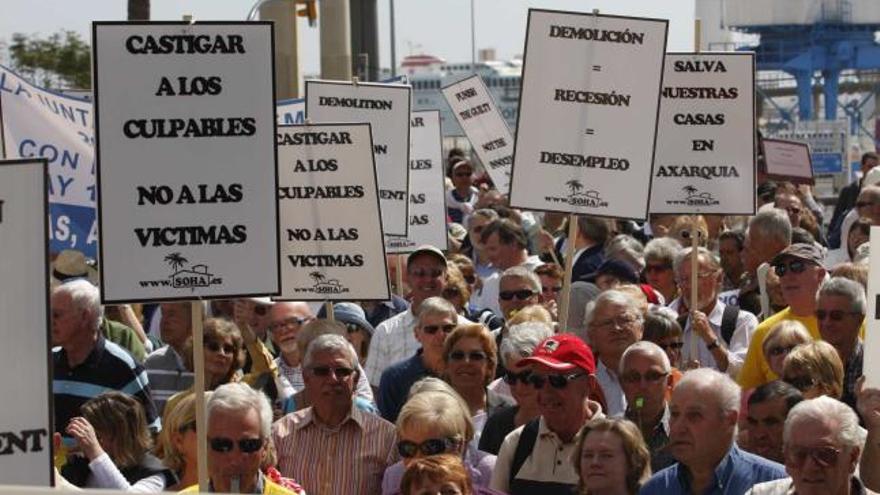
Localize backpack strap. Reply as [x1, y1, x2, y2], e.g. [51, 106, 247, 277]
[720, 304, 739, 345]
[509, 418, 541, 488]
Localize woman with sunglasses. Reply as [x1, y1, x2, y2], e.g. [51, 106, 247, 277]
[155, 391, 199, 490]
[442, 324, 515, 448]
[643, 237, 682, 305]
[782, 341, 845, 400]
[761, 321, 812, 383]
[382, 387, 500, 495]
[571, 418, 651, 495]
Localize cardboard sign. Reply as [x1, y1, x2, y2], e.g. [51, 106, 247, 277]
[0, 64, 97, 257]
[509, 10, 668, 219]
[0, 159, 52, 486]
[762, 138, 815, 185]
[650, 53, 756, 214]
[306, 80, 412, 236]
[93, 22, 280, 302]
[386, 110, 448, 253]
[865, 226, 880, 388]
[276, 123, 390, 300]
[441, 75, 514, 192]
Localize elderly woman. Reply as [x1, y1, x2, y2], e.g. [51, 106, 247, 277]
[382, 385, 497, 495]
[331, 302, 375, 364]
[642, 308, 684, 371]
[60, 392, 177, 491]
[782, 341, 845, 399]
[643, 237, 682, 304]
[761, 320, 812, 381]
[443, 324, 515, 445]
[572, 418, 651, 495]
[481, 322, 554, 455]
[155, 392, 199, 490]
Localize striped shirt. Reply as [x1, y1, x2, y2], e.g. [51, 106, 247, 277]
[144, 345, 194, 416]
[54, 335, 160, 432]
[272, 406, 397, 495]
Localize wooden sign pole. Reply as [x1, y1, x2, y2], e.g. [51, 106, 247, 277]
[191, 300, 208, 492]
[689, 18, 703, 364]
[558, 214, 580, 332]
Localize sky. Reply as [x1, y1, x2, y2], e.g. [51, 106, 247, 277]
[0, 0, 695, 75]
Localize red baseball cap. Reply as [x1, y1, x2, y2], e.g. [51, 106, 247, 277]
[520, 334, 596, 374]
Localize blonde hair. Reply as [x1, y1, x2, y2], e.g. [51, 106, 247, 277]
[669, 215, 709, 248]
[572, 418, 651, 495]
[397, 390, 475, 444]
[783, 341, 844, 399]
[442, 324, 498, 387]
[155, 392, 197, 472]
[507, 304, 553, 326]
[762, 320, 811, 359]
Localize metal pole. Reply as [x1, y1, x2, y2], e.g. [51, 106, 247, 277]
[470, 0, 476, 73]
[389, 0, 397, 77]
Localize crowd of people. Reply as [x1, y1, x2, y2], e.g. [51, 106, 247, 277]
[47, 149, 880, 495]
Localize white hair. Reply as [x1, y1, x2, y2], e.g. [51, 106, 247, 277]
[584, 290, 642, 331]
[302, 333, 358, 369]
[676, 368, 741, 415]
[619, 341, 671, 375]
[499, 322, 554, 367]
[783, 396, 861, 449]
[817, 277, 867, 315]
[748, 209, 792, 246]
[207, 382, 273, 438]
[53, 279, 103, 332]
[500, 266, 542, 292]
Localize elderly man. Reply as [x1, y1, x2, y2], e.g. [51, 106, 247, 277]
[183, 382, 304, 494]
[144, 302, 200, 414]
[641, 368, 786, 495]
[744, 381, 803, 463]
[377, 297, 457, 422]
[490, 334, 603, 494]
[740, 209, 792, 317]
[273, 334, 396, 495]
[498, 266, 542, 321]
[816, 278, 866, 411]
[586, 290, 644, 417]
[473, 219, 544, 314]
[738, 244, 828, 389]
[858, 379, 880, 491]
[747, 396, 869, 495]
[52, 280, 159, 433]
[620, 341, 676, 472]
[671, 247, 758, 376]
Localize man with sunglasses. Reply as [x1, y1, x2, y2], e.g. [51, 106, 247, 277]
[747, 396, 869, 495]
[498, 267, 542, 321]
[472, 219, 544, 316]
[490, 334, 602, 494]
[740, 209, 792, 318]
[273, 334, 396, 495]
[738, 244, 827, 390]
[815, 278, 866, 412]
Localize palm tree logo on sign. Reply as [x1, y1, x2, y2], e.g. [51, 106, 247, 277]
[307, 271, 347, 295]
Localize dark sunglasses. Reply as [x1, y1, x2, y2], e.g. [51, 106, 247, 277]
[659, 341, 684, 351]
[454, 171, 472, 177]
[209, 437, 263, 454]
[773, 259, 807, 277]
[785, 375, 816, 392]
[397, 437, 459, 458]
[449, 350, 487, 362]
[679, 229, 705, 240]
[529, 371, 586, 389]
[205, 341, 236, 355]
[310, 366, 355, 378]
[503, 370, 533, 385]
[345, 322, 364, 334]
[410, 267, 444, 278]
[644, 264, 671, 273]
[767, 345, 795, 357]
[815, 309, 862, 321]
[499, 289, 536, 301]
[422, 324, 456, 335]
[621, 370, 668, 385]
[786, 445, 842, 468]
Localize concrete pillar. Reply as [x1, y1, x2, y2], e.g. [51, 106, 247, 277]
[320, 0, 352, 80]
[259, 0, 301, 99]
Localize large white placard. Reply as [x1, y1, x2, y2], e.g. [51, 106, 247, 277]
[509, 10, 668, 219]
[865, 226, 880, 388]
[305, 80, 412, 236]
[650, 53, 756, 214]
[441, 75, 514, 192]
[93, 22, 280, 302]
[386, 110, 449, 253]
[0, 159, 52, 486]
[276, 124, 390, 300]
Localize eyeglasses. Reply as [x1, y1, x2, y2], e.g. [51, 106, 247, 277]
[784, 206, 802, 215]
[253, 305, 270, 316]
[499, 289, 537, 301]
[767, 345, 796, 357]
[397, 437, 460, 458]
[784, 375, 816, 392]
[659, 341, 684, 351]
[774, 260, 807, 277]
[345, 322, 363, 334]
[621, 370, 668, 385]
[678, 230, 705, 240]
[529, 371, 586, 389]
[422, 324, 456, 335]
[644, 264, 672, 274]
[209, 437, 263, 454]
[785, 445, 842, 468]
[309, 366, 355, 378]
[454, 171, 472, 177]
[592, 313, 640, 330]
[205, 341, 236, 355]
[503, 370, 533, 385]
[815, 309, 862, 321]
[410, 267, 444, 278]
[675, 271, 719, 284]
[449, 350, 487, 362]
[269, 315, 313, 332]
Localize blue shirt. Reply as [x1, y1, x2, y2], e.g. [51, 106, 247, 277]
[377, 350, 434, 422]
[639, 444, 786, 495]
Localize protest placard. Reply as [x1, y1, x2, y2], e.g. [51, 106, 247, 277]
[0, 65, 97, 257]
[762, 138, 815, 184]
[441, 75, 513, 192]
[276, 123, 389, 300]
[509, 10, 668, 219]
[93, 22, 280, 303]
[865, 226, 880, 388]
[649, 53, 756, 214]
[306, 80, 412, 236]
[0, 159, 52, 486]
[386, 110, 448, 253]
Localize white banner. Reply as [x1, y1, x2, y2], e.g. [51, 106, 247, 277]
[441, 75, 513, 192]
[649, 53, 756, 214]
[305, 80, 412, 236]
[0, 65, 97, 257]
[509, 10, 668, 219]
[277, 97, 305, 125]
[386, 110, 449, 253]
[93, 22, 280, 302]
[0, 159, 52, 486]
[276, 124, 390, 300]
[865, 226, 880, 388]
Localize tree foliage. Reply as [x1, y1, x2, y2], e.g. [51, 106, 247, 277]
[8, 30, 91, 89]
